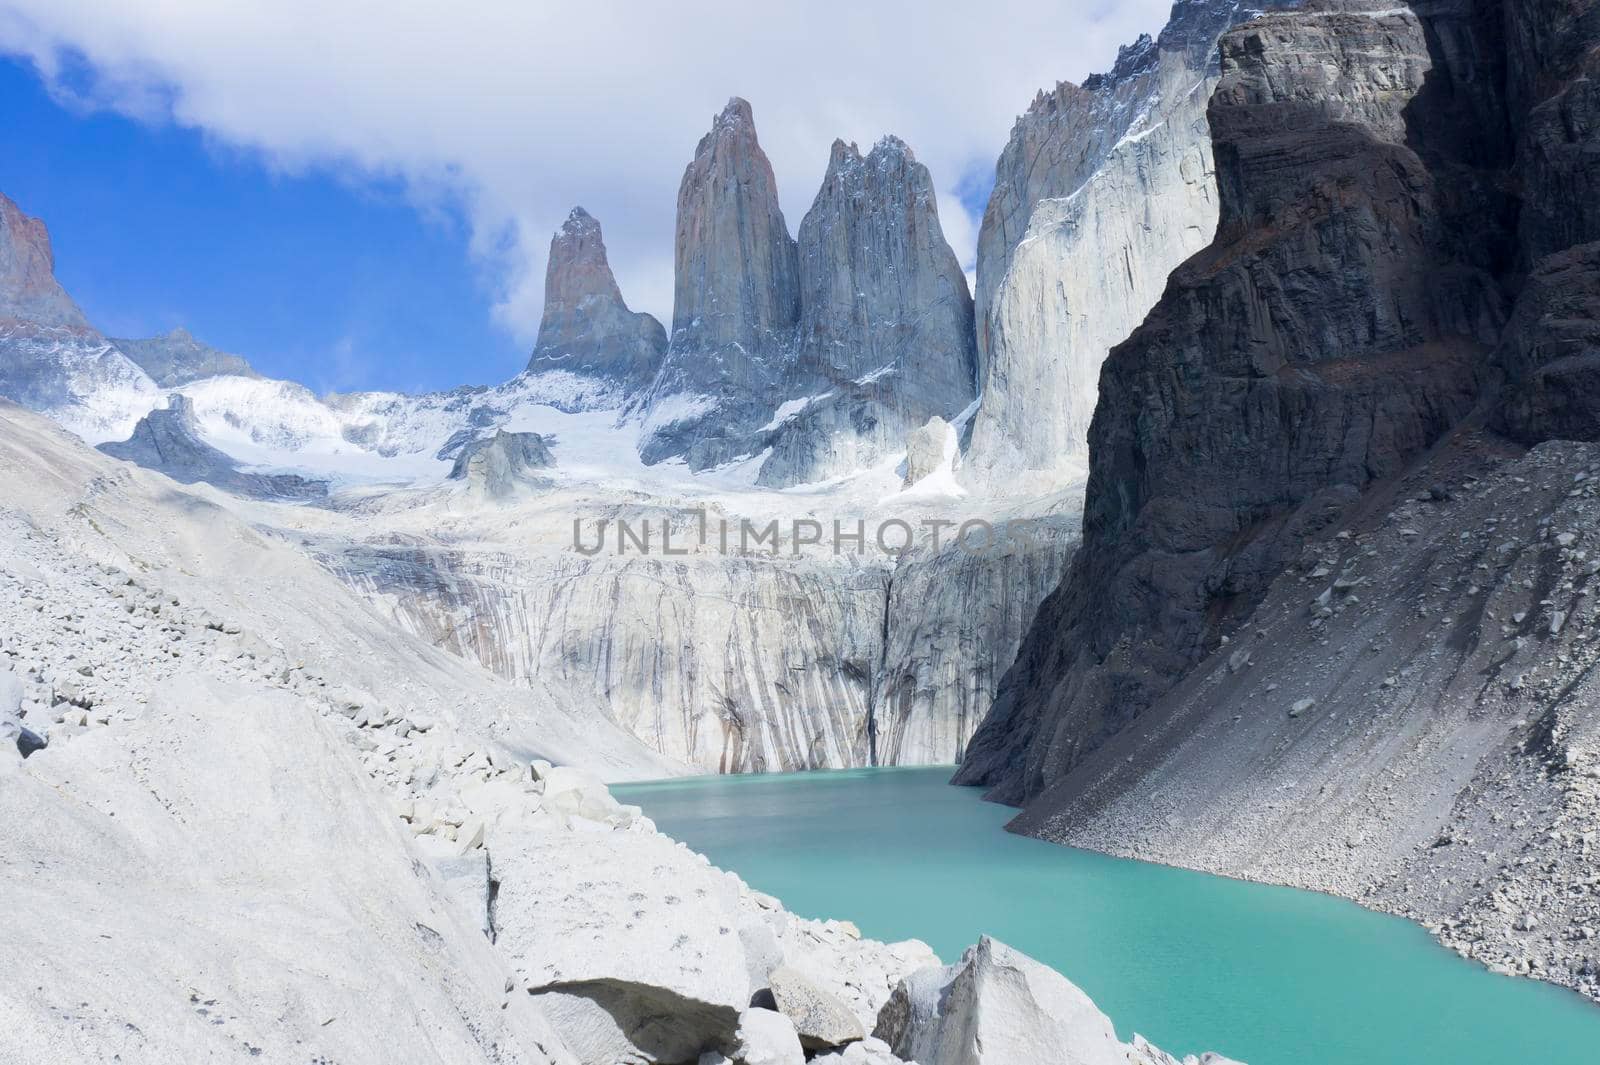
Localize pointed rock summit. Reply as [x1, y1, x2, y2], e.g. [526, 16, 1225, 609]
[755, 136, 977, 487]
[670, 97, 800, 358]
[528, 207, 665, 390]
[793, 136, 975, 398]
[0, 192, 90, 330]
[638, 97, 802, 466]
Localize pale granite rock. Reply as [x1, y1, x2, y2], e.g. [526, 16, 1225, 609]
[766, 963, 866, 1050]
[967, 0, 1249, 486]
[902, 416, 956, 488]
[734, 1008, 805, 1065]
[874, 936, 1192, 1065]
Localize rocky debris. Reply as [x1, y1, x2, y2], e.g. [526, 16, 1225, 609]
[98, 393, 329, 500]
[639, 98, 800, 468]
[765, 964, 865, 1051]
[0, 401, 964, 1062]
[111, 327, 260, 387]
[757, 138, 976, 488]
[4, 675, 581, 1064]
[902, 416, 957, 488]
[448, 428, 556, 500]
[528, 207, 666, 391]
[966, 0, 1251, 487]
[1007, 440, 1600, 1003]
[874, 936, 1218, 1065]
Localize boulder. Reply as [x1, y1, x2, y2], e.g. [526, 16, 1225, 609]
[810, 1036, 908, 1065]
[533, 980, 741, 1065]
[766, 963, 865, 1050]
[902, 416, 956, 488]
[873, 936, 1123, 1065]
[733, 1008, 804, 1065]
[537, 764, 622, 822]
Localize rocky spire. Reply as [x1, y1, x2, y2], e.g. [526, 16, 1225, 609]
[528, 207, 665, 390]
[752, 136, 977, 487]
[637, 97, 802, 467]
[0, 192, 90, 330]
[669, 96, 800, 363]
[793, 135, 975, 410]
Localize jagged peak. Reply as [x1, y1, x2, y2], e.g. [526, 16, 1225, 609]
[1018, 0, 1262, 118]
[550, 203, 601, 243]
[825, 134, 917, 178]
[688, 96, 771, 168]
[560, 206, 599, 234]
[715, 96, 755, 130]
[869, 135, 914, 162]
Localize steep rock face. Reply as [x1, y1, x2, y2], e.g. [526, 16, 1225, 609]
[527, 208, 666, 392]
[98, 393, 327, 500]
[336, 544, 888, 773]
[965, 0, 1255, 484]
[0, 191, 90, 329]
[0, 192, 158, 442]
[959, 0, 1600, 999]
[873, 514, 1078, 766]
[327, 506, 1076, 772]
[757, 139, 977, 488]
[958, 0, 1522, 802]
[639, 98, 800, 467]
[113, 327, 260, 387]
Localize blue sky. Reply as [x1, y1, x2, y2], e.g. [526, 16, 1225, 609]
[1, 56, 525, 393]
[0, 1, 1170, 398]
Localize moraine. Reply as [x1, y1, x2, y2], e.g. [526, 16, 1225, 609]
[618, 767, 1600, 1065]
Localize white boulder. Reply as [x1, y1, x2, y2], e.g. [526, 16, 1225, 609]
[873, 936, 1124, 1065]
[903, 416, 957, 488]
[734, 1007, 805, 1065]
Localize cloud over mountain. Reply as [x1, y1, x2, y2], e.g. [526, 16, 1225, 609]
[0, 0, 1172, 340]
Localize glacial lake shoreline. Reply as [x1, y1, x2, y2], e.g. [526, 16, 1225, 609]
[618, 766, 1600, 1065]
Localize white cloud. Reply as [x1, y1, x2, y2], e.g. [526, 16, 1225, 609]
[0, 0, 1175, 341]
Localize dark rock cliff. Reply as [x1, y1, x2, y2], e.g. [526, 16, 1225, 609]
[958, 0, 1600, 803]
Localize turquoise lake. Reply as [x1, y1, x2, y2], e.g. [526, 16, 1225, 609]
[616, 766, 1600, 1065]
